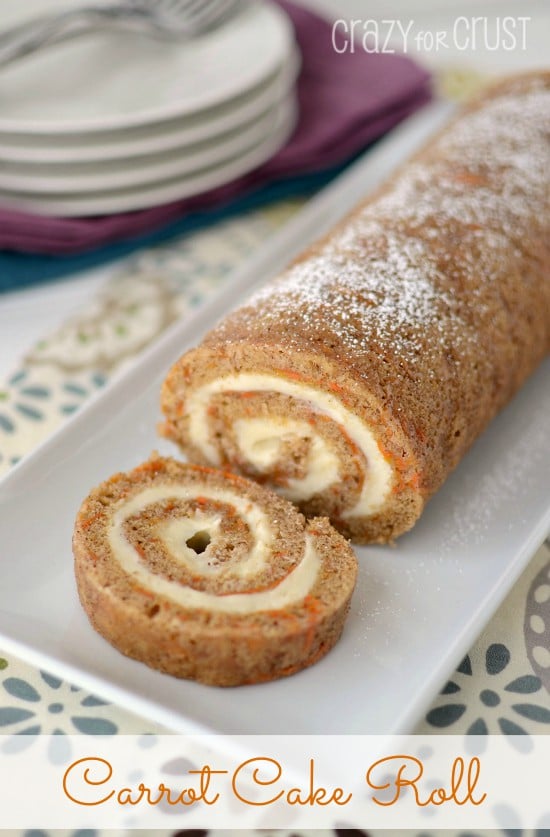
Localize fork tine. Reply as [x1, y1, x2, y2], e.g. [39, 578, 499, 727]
[168, 0, 206, 18]
[132, 0, 198, 12]
[0, 0, 246, 69]
[183, 0, 244, 33]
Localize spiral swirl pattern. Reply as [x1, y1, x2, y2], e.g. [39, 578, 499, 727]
[73, 456, 357, 685]
[184, 372, 393, 519]
[161, 73, 550, 544]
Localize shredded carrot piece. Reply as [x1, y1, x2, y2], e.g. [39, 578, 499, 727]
[133, 459, 164, 475]
[80, 512, 104, 530]
[406, 472, 422, 491]
[179, 363, 192, 383]
[328, 381, 345, 394]
[244, 642, 328, 684]
[453, 171, 488, 187]
[219, 469, 249, 486]
[134, 585, 154, 599]
[108, 472, 125, 483]
[279, 368, 306, 382]
[217, 571, 294, 596]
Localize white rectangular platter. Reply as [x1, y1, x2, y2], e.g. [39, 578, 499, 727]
[1, 102, 549, 735]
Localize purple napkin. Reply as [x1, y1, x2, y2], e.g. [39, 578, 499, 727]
[0, 1, 431, 254]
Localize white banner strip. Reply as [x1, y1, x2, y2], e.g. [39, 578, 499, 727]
[0, 734, 549, 829]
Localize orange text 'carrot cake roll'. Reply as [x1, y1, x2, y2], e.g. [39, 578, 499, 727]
[161, 72, 550, 544]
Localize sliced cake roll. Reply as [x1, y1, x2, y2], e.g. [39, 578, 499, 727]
[160, 72, 550, 543]
[73, 455, 357, 686]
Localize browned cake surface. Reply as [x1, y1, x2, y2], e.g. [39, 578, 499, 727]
[73, 455, 358, 686]
[160, 72, 550, 544]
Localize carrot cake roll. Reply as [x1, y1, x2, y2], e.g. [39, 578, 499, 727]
[73, 455, 357, 686]
[161, 72, 550, 543]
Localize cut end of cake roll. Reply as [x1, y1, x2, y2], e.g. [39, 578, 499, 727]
[160, 341, 426, 544]
[160, 72, 550, 545]
[73, 454, 358, 686]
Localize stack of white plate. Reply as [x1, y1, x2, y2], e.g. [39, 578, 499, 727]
[0, 0, 298, 216]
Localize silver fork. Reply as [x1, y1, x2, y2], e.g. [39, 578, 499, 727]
[0, 0, 245, 69]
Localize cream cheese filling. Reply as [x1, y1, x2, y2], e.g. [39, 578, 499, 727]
[108, 484, 319, 614]
[157, 515, 222, 575]
[233, 416, 340, 502]
[186, 374, 393, 516]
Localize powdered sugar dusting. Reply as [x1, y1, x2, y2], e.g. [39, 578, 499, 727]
[236, 81, 549, 376]
[356, 88, 549, 242]
[247, 225, 468, 368]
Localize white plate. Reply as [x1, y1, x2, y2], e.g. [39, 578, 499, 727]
[0, 98, 297, 215]
[0, 50, 301, 164]
[0, 95, 296, 193]
[0, 0, 294, 133]
[0, 102, 548, 736]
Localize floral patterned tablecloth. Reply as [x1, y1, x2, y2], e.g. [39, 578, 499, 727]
[1, 167, 549, 837]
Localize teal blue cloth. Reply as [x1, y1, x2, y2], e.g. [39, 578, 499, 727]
[0, 168, 341, 294]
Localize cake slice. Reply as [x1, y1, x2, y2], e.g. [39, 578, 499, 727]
[73, 454, 357, 686]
